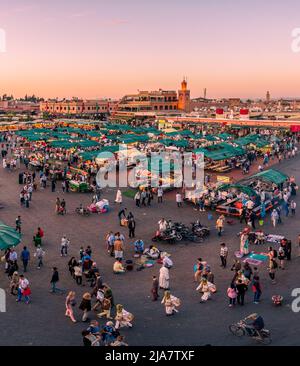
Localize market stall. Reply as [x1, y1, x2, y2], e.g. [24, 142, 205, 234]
[193, 143, 246, 173]
[66, 167, 91, 192]
[241, 169, 289, 191]
[215, 184, 262, 217]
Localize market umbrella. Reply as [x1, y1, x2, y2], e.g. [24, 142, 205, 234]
[0, 222, 21, 250]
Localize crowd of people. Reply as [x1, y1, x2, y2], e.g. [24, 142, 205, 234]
[1, 126, 300, 346]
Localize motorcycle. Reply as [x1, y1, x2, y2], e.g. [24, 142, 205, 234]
[229, 320, 272, 345]
[152, 229, 182, 244]
[191, 221, 210, 238]
[173, 222, 206, 243]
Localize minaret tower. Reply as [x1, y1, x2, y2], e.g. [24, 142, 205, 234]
[178, 77, 191, 112]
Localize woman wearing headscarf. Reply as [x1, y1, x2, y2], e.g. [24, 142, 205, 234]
[115, 304, 134, 329]
[101, 321, 119, 346]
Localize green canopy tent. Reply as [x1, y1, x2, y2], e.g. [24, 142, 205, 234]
[129, 127, 146, 134]
[158, 139, 189, 148]
[77, 140, 100, 148]
[234, 134, 264, 146]
[217, 133, 232, 140]
[105, 124, 132, 131]
[203, 135, 218, 142]
[65, 128, 83, 134]
[95, 151, 115, 160]
[105, 135, 119, 141]
[147, 130, 162, 136]
[190, 134, 217, 141]
[165, 131, 180, 137]
[49, 132, 72, 140]
[166, 130, 194, 137]
[50, 140, 78, 149]
[98, 129, 109, 134]
[0, 222, 21, 250]
[103, 145, 126, 153]
[118, 135, 150, 144]
[247, 169, 288, 185]
[193, 143, 246, 161]
[78, 145, 126, 161]
[250, 139, 270, 148]
[26, 135, 49, 142]
[79, 150, 102, 162]
[178, 130, 194, 137]
[84, 131, 103, 138]
[217, 184, 258, 197]
[147, 156, 181, 173]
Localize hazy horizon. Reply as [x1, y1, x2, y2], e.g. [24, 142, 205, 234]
[1, 0, 300, 100]
[3, 94, 300, 102]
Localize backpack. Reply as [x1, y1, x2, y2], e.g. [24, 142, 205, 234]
[273, 249, 277, 258]
[272, 260, 278, 269]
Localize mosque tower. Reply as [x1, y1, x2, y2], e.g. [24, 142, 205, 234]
[178, 77, 191, 112]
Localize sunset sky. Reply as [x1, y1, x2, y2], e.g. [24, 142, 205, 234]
[0, 0, 300, 99]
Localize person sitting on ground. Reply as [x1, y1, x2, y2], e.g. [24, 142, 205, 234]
[82, 330, 101, 347]
[101, 321, 119, 346]
[113, 259, 125, 274]
[134, 239, 144, 255]
[143, 245, 160, 259]
[87, 320, 101, 337]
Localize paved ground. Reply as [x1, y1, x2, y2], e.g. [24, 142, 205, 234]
[1, 155, 300, 346]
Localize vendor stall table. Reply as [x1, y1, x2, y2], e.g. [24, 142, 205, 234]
[69, 180, 90, 193]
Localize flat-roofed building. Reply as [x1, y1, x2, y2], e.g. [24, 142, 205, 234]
[40, 99, 116, 115]
[117, 89, 178, 114]
[115, 80, 192, 117]
[0, 100, 39, 113]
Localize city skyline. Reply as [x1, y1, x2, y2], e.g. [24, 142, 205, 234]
[1, 0, 300, 99]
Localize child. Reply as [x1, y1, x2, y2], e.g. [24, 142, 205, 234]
[227, 284, 237, 307]
[151, 276, 159, 301]
[255, 230, 265, 245]
[291, 200, 296, 215]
